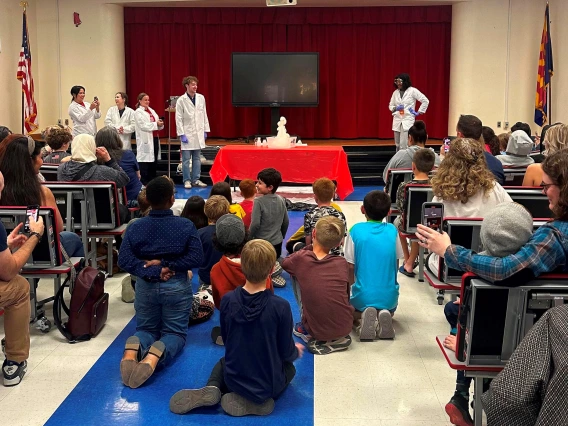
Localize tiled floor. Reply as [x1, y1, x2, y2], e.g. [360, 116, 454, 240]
[0, 196, 462, 425]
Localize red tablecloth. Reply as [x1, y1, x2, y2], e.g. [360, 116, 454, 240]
[209, 145, 354, 200]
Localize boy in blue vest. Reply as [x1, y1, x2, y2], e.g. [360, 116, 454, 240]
[345, 190, 403, 341]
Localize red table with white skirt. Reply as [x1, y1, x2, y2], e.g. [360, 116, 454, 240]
[209, 145, 354, 200]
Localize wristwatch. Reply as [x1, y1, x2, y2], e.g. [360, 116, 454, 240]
[30, 232, 43, 241]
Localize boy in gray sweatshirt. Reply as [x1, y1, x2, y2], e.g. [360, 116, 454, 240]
[249, 168, 289, 258]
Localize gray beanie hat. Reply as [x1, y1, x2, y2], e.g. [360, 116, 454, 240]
[480, 202, 533, 257]
[215, 214, 246, 246]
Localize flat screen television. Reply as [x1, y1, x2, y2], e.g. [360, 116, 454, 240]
[232, 53, 319, 107]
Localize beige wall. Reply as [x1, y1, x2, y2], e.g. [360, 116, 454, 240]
[449, 0, 566, 135]
[1, 0, 565, 135]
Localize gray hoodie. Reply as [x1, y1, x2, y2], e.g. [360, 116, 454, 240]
[496, 130, 535, 167]
[382, 145, 441, 182]
[57, 159, 130, 187]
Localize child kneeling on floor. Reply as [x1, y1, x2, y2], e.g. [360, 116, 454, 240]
[170, 239, 303, 417]
[345, 190, 404, 341]
[282, 216, 353, 355]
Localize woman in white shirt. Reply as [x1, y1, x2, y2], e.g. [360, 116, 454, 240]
[427, 138, 512, 276]
[104, 92, 136, 150]
[68, 85, 101, 137]
[134, 93, 164, 184]
[388, 73, 429, 151]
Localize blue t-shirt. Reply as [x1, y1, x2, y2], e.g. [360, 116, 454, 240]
[344, 221, 402, 311]
[119, 150, 143, 202]
[484, 152, 505, 185]
[198, 224, 223, 284]
[0, 221, 8, 252]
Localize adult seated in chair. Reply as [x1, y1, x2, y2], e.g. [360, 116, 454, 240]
[523, 123, 567, 186]
[58, 133, 130, 224]
[496, 130, 535, 167]
[0, 171, 46, 386]
[0, 135, 84, 258]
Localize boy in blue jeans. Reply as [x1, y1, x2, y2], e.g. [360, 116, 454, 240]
[345, 190, 403, 341]
[169, 239, 303, 417]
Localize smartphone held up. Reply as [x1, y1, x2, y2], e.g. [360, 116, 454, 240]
[24, 205, 40, 233]
[422, 202, 444, 234]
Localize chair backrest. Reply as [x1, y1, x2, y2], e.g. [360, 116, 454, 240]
[39, 165, 59, 182]
[503, 167, 528, 186]
[385, 168, 413, 204]
[403, 184, 434, 233]
[0, 206, 62, 267]
[504, 186, 552, 220]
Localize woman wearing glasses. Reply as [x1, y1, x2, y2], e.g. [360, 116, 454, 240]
[388, 73, 429, 152]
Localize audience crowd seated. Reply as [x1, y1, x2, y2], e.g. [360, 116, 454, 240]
[523, 123, 567, 186]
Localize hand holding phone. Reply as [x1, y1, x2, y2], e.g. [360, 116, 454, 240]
[443, 138, 451, 154]
[24, 205, 40, 233]
[422, 202, 444, 234]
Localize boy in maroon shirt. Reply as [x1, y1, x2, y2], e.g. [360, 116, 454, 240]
[281, 216, 353, 355]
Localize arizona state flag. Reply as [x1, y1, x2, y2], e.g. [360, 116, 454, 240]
[534, 4, 553, 127]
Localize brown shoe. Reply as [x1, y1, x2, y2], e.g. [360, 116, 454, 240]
[128, 341, 165, 388]
[120, 336, 140, 386]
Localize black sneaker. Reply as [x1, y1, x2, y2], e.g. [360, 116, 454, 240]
[445, 392, 474, 426]
[211, 326, 224, 346]
[2, 359, 27, 387]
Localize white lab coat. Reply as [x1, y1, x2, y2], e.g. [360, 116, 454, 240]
[104, 106, 136, 150]
[389, 87, 429, 132]
[175, 93, 210, 150]
[68, 101, 101, 137]
[134, 106, 164, 163]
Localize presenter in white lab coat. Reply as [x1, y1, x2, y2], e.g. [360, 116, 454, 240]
[68, 85, 101, 137]
[104, 92, 136, 150]
[134, 92, 164, 185]
[388, 73, 429, 151]
[175, 76, 210, 189]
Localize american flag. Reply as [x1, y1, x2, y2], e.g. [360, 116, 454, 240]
[17, 9, 38, 134]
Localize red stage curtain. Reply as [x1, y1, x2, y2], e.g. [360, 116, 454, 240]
[124, 6, 451, 139]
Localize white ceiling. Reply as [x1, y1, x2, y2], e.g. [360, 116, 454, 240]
[119, 0, 463, 7]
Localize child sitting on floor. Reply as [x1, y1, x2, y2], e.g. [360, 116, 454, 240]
[238, 179, 256, 229]
[395, 148, 436, 277]
[169, 240, 303, 417]
[442, 202, 534, 426]
[210, 182, 246, 219]
[282, 216, 353, 355]
[345, 190, 403, 341]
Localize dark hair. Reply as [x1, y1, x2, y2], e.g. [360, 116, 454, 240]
[257, 168, 282, 193]
[363, 190, 390, 221]
[116, 92, 129, 105]
[0, 126, 12, 142]
[542, 150, 568, 221]
[413, 149, 436, 174]
[482, 126, 500, 156]
[95, 126, 124, 162]
[212, 230, 250, 256]
[511, 122, 532, 139]
[210, 182, 232, 204]
[70, 85, 85, 102]
[393, 73, 412, 91]
[136, 92, 148, 109]
[180, 195, 208, 229]
[457, 115, 483, 140]
[408, 120, 428, 145]
[0, 134, 43, 206]
[145, 177, 174, 208]
[239, 179, 256, 199]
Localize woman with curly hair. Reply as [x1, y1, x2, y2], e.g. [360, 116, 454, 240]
[523, 123, 568, 186]
[427, 138, 512, 275]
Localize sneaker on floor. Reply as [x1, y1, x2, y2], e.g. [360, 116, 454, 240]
[293, 322, 312, 343]
[193, 180, 207, 188]
[308, 335, 352, 355]
[184, 181, 192, 189]
[2, 359, 27, 387]
[121, 275, 135, 303]
[445, 392, 474, 426]
[359, 307, 378, 341]
[221, 392, 274, 417]
[377, 309, 395, 339]
[170, 385, 221, 414]
[211, 326, 224, 346]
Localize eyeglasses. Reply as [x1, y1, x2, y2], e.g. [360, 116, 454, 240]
[394, 79, 403, 84]
[540, 182, 557, 192]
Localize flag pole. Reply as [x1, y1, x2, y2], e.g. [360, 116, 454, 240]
[20, 1, 28, 134]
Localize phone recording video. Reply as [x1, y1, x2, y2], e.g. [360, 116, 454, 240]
[422, 203, 444, 234]
[24, 205, 40, 233]
[94, 96, 99, 102]
[443, 138, 451, 154]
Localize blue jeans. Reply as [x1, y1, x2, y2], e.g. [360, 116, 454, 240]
[59, 231, 85, 258]
[181, 149, 201, 184]
[134, 275, 192, 367]
[445, 300, 471, 396]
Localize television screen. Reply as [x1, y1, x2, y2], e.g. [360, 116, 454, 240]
[232, 53, 319, 106]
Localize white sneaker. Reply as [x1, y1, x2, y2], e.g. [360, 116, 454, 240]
[184, 181, 192, 189]
[193, 180, 207, 188]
